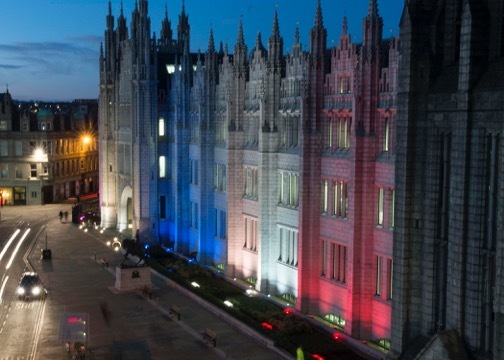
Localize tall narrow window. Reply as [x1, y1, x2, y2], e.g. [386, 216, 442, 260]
[159, 156, 166, 178]
[328, 120, 333, 149]
[331, 243, 338, 279]
[279, 172, 284, 204]
[322, 180, 328, 214]
[377, 187, 384, 226]
[387, 258, 393, 300]
[160, 196, 166, 219]
[339, 245, 346, 283]
[384, 118, 389, 152]
[321, 240, 327, 276]
[376, 255, 382, 296]
[159, 118, 165, 136]
[390, 189, 395, 228]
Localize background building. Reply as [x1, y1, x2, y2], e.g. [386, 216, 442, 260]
[0, 92, 98, 206]
[99, 0, 398, 352]
[392, 0, 503, 359]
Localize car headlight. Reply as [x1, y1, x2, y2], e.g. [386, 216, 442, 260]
[17, 287, 25, 295]
[32, 286, 41, 296]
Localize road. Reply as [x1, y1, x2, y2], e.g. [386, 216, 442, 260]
[0, 205, 291, 360]
[0, 207, 55, 360]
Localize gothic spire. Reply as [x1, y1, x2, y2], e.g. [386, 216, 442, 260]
[342, 15, 348, 35]
[310, 0, 327, 55]
[108, 0, 112, 16]
[237, 16, 245, 47]
[272, 10, 280, 39]
[160, 3, 172, 43]
[256, 32, 263, 50]
[314, 0, 323, 28]
[368, 0, 379, 17]
[295, 23, 299, 44]
[208, 26, 215, 53]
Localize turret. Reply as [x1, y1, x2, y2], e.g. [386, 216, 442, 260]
[268, 10, 283, 69]
[309, 0, 327, 57]
[177, 0, 190, 52]
[362, 0, 383, 62]
[159, 5, 173, 47]
[117, 2, 128, 43]
[234, 18, 248, 68]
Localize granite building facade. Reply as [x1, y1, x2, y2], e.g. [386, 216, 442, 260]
[98, 0, 399, 354]
[392, 0, 504, 359]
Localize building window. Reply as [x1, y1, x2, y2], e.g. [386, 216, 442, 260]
[244, 216, 258, 252]
[159, 156, 166, 179]
[387, 258, 393, 300]
[0, 140, 7, 156]
[214, 163, 227, 192]
[0, 164, 8, 179]
[331, 243, 347, 283]
[377, 187, 384, 226]
[333, 117, 350, 149]
[244, 167, 258, 199]
[15, 141, 22, 156]
[327, 120, 333, 149]
[383, 118, 389, 152]
[159, 117, 165, 137]
[159, 196, 166, 219]
[190, 159, 199, 185]
[30, 164, 37, 178]
[322, 180, 328, 214]
[215, 209, 227, 238]
[278, 172, 284, 204]
[289, 173, 299, 207]
[31, 191, 37, 198]
[333, 180, 348, 218]
[43, 164, 48, 175]
[189, 202, 199, 229]
[376, 255, 382, 296]
[321, 239, 326, 276]
[278, 226, 298, 267]
[389, 188, 395, 228]
[324, 313, 346, 329]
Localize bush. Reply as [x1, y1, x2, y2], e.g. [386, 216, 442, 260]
[146, 255, 365, 359]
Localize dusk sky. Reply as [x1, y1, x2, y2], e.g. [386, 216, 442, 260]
[0, 1, 402, 101]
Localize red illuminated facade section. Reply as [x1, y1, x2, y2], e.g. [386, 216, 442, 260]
[298, 0, 397, 344]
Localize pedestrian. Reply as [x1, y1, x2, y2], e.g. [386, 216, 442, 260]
[100, 299, 111, 327]
[296, 345, 304, 360]
[59, 210, 63, 222]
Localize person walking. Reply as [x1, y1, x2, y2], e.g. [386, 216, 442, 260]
[59, 210, 63, 222]
[100, 298, 111, 327]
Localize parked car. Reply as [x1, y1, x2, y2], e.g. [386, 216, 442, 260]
[16, 272, 47, 300]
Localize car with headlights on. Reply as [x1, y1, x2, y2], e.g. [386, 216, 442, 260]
[17, 272, 47, 300]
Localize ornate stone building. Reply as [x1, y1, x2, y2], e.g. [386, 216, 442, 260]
[0, 92, 98, 206]
[392, 0, 504, 359]
[99, 0, 397, 355]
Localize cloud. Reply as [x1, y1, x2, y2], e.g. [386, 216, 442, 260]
[0, 40, 98, 76]
[0, 64, 23, 69]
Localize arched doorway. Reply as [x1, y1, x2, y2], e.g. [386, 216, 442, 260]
[118, 186, 133, 233]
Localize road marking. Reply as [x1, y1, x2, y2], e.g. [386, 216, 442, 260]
[0, 275, 8, 304]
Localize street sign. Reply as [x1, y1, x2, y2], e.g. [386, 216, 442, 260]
[59, 312, 89, 342]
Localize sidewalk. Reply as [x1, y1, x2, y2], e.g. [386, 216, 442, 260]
[30, 218, 291, 359]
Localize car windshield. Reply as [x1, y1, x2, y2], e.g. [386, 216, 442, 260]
[20, 275, 40, 287]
